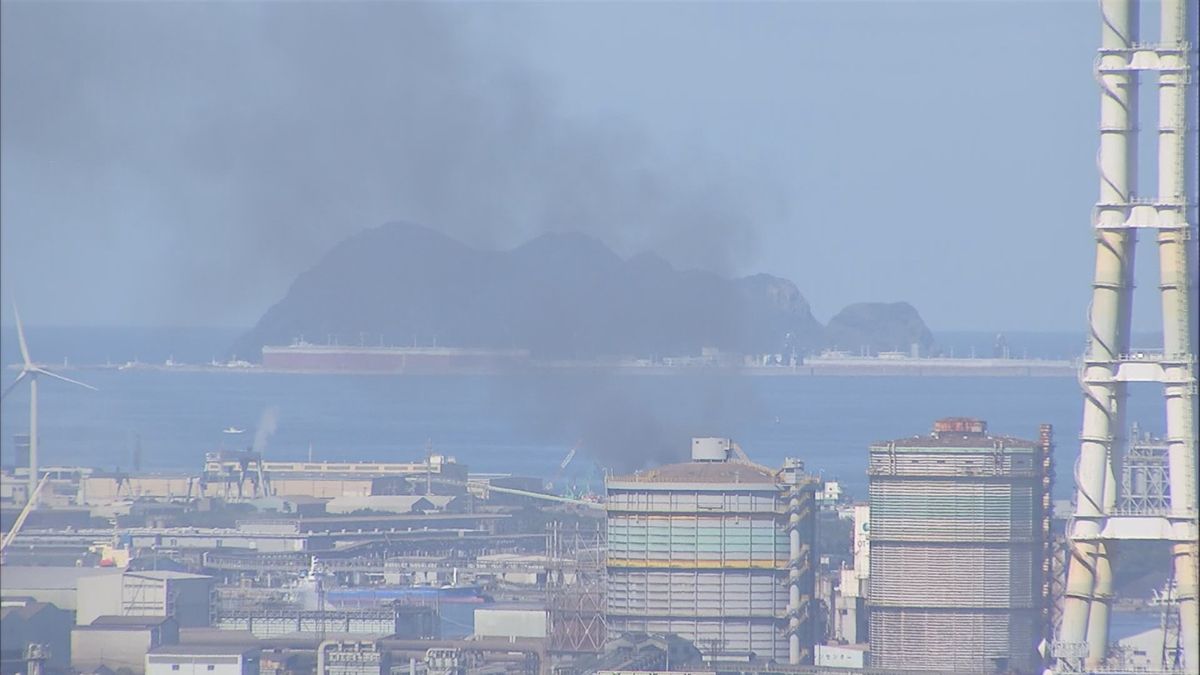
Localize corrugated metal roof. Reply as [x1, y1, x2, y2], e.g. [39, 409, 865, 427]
[0, 602, 58, 621]
[611, 460, 778, 485]
[0, 566, 121, 589]
[126, 570, 212, 581]
[87, 615, 176, 627]
[325, 495, 434, 514]
[150, 644, 259, 656]
[179, 628, 259, 646]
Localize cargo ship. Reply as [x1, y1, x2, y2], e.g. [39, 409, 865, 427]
[261, 342, 531, 374]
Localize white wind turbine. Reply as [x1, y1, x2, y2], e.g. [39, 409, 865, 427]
[1, 305, 97, 506]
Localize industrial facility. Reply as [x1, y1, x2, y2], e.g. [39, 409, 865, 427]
[1, 437, 835, 675]
[867, 418, 1052, 673]
[605, 437, 818, 666]
[2, 0, 1196, 672]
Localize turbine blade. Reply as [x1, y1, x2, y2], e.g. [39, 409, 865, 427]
[12, 304, 32, 368]
[0, 370, 29, 400]
[34, 367, 98, 391]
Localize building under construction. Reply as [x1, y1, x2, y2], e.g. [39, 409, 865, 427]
[867, 418, 1052, 673]
[605, 437, 817, 665]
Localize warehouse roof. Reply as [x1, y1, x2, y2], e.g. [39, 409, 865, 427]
[0, 601, 61, 621]
[180, 628, 260, 646]
[126, 570, 212, 581]
[612, 460, 778, 485]
[85, 615, 177, 628]
[325, 495, 434, 514]
[150, 644, 260, 656]
[0, 566, 121, 590]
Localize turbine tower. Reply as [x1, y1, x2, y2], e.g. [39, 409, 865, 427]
[1058, 0, 1198, 671]
[1, 306, 97, 505]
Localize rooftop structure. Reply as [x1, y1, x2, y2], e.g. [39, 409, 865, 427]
[605, 437, 817, 665]
[867, 418, 1052, 673]
[200, 453, 469, 500]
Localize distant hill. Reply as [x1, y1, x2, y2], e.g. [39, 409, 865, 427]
[231, 223, 934, 361]
[825, 302, 936, 355]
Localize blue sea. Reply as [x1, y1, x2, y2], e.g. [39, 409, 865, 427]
[0, 327, 1171, 500]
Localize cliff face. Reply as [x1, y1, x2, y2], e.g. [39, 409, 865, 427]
[232, 223, 933, 360]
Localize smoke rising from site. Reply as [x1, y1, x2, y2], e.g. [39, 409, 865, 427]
[0, 2, 778, 471]
[0, 2, 779, 328]
[252, 406, 280, 457]
[498, 372, 759, 472]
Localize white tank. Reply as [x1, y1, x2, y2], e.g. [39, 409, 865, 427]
[691, 437, 731, 462]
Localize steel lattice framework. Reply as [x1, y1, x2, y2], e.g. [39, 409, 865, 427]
[546, 522, 607, 655]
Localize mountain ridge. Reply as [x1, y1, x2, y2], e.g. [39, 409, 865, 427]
[231, 222, 934, 360]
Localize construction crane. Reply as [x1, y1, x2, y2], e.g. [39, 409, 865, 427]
[428, 474, 604, 511]
[1, 472, 51, 554]
[547, 442, 580, 492]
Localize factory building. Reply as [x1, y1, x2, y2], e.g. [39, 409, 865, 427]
[867, 418, 1051, 673]
[832, 504, 869, 645]
[76, 570, 214, 628]
[202, 453, 470, 499]
[0, 565, 122, 611]
[146, 645, 260, 675]
[605, 438, 817, 665]
[71, 616, 180, 674]
[0, 600, 73, 674]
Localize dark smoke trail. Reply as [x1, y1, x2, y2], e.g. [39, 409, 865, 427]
[494, 370, 759, 474]
[1, 2, 781, 326]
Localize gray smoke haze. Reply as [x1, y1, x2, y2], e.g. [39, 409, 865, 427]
[496, 371, 760, 473]
[251, 405, 280, 457]
[1, 1, 781, 327]
[2, 1, 779, 472]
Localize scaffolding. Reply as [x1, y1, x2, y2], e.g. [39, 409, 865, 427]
[1040, 425, 1059, 658]
[546, 521, 606, 654]
[1117, 426, 1173, 516]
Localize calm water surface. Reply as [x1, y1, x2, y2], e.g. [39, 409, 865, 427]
[0, 367, 1166, 500]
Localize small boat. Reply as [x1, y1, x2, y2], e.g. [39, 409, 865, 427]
[222, 427, 245, 434]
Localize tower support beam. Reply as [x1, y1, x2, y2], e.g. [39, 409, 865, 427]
[1062, 1, 1139, 667]
[1155, 1, 1198, 669]
[1061, 0, 1199, 671]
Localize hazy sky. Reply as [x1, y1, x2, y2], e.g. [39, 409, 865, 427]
[0, 1, 1177, 331]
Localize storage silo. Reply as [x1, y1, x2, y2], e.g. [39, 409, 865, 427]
[605, 438, 817, 665]
[867, 418, 1051, 673]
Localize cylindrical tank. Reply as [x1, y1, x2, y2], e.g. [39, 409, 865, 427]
[607, 443, 816, 664]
